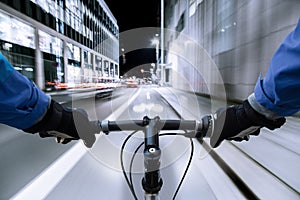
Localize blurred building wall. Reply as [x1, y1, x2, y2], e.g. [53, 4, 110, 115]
[164, 0, 300, 102]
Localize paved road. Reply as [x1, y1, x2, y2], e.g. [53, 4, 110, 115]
[41, 86, 243, 200]
[2, 86, 300, 199]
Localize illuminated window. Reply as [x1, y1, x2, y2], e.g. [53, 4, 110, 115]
[39, 30, 63, 56]
[189, 0, 196, 17]
[0, 11, 35, 49]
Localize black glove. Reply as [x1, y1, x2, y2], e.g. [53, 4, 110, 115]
[209, 100, 286, 148]
[23, 100, 99, 148]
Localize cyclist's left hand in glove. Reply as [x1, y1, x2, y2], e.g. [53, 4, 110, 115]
[208, 98, 286, 148]
[23, 99, 98, 148]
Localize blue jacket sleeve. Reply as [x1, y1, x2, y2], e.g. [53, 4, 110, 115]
[254, 18, 300, 116]
[0, 52, 50, 129]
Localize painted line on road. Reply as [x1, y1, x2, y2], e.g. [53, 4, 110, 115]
[146, 91, 151, 100]
[11, 88, 142, 200]
[10, 142, 86, 200]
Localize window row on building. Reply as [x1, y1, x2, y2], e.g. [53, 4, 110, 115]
[0, 0, 119, 60]
[0, 0, 119, 90]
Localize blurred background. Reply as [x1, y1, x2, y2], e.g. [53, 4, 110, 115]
[0, 0, 300, 199]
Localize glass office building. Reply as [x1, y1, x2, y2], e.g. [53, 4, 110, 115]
[0, 0, 119, 90]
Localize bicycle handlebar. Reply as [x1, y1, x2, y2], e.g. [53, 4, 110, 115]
[90, 115, 212, 199]
[94, 115, 212, 139]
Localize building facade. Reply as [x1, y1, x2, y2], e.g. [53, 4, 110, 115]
[0, 0, 119, 90]
[164, 0, 300, 101]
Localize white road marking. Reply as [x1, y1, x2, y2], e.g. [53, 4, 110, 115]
[146, 91, 151, 100]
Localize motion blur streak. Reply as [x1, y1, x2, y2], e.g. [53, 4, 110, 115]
[11, 142, 86, 200]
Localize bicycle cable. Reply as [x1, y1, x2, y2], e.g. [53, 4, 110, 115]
[129, 141, 143, 198]
[121, 131, 195, 200]
[170, 132, 194, 200]
[120, 130, 139, 200]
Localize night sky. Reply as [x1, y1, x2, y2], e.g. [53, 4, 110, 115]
[104, 0, 160, 75]
[104, 0, 160, 32]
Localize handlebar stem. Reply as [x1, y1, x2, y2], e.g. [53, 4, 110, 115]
[142, 116, 163, 194]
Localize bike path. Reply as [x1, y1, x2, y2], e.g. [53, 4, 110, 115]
[155, 87, 300, 199]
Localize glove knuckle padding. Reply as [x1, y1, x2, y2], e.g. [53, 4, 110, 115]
[72, 109, 96, 147]
[210, 100, 286, 148]
[24, 100, 96, 147]
[210, 107, 231, 148]
[210, 104, 252, 148]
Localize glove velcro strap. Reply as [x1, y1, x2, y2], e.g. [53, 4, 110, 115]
[243, 100, 286, 130]
[23, 100, 62, 133]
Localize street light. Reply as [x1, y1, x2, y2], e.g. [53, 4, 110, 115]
[151, 37, 160, 81]
[160, 0, 164, 84]
[140, 67, 155, 83]
[140, 68, 153, 74]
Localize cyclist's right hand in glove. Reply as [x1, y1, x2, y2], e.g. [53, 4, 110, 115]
[208, 99, 286, 148]
[23, 99, 99, 148]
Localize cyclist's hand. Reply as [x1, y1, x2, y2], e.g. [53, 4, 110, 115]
[209, 100, 286, 148]
[23, 100, 97, 148]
